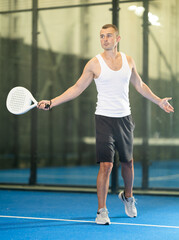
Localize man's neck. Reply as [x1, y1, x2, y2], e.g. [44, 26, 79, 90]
[103, 49, 119, 59]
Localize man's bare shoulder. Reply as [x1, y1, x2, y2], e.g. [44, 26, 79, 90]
[125, 54, 135, 69]
[87, 57, 99, 67]
[125, 54, 133, 63]
[83, 56, 100, 79]
[84, 56, 100, 72]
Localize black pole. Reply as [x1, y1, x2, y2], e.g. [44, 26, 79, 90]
[111, 0, 120, 194]
[142, 0, 150, 189]
[29, 0, 38, 185]
[112, 0, 120, 27]
[13, 40, 20, 168]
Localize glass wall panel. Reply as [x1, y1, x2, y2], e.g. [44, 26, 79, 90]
[147, 0, 179, 189]
[36, 5, 111, 186]
[0, 0, 32, 12]
[0, 11, 32, 183]
[119, 0, 179, 190]
[119, 1, 144, 188]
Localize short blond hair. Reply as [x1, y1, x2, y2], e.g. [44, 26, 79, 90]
[102, 24, 119, 35]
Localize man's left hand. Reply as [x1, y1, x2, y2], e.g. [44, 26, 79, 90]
[159, 98, 174, 113]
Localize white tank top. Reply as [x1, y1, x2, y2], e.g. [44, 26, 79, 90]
[94, 52, 132, 118]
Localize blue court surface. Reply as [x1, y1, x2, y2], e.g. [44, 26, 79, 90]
[0, 190, 179, 240]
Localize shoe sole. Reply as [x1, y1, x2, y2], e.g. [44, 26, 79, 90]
[95, 217, 111, 225]
[96, 221, 111, 225]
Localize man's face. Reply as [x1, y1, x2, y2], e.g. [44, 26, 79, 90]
[100, 27, 120, 50]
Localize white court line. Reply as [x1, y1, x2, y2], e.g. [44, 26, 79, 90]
[0, 215, 179, 229]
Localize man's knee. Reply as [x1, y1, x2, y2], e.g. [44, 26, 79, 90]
[121, 159, 133, 169]
[99, 162, 113, 175]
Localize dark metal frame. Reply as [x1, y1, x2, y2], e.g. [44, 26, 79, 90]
[142, 0, 150, 189]
[29, 0, 38, 185]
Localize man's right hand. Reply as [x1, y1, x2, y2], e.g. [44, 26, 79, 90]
[37, 100, 51, 110]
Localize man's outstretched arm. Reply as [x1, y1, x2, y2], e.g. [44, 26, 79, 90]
[129, 57, 174, 113]
[37, 59, 95, 110]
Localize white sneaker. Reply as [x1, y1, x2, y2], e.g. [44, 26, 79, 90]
[118, 191, 137, 218]
[95, 208, 111, 225]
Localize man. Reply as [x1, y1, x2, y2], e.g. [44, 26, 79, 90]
[38, 24, 174, 225]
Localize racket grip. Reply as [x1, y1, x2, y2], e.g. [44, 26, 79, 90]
[44, 100, 52, 110]
[45, 104, 50, 109]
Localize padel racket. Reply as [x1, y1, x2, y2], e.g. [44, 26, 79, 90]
[6, 86, 38, 115]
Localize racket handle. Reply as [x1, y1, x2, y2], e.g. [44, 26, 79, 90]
[45, 104, 50, 109]
[44, 100, 52, 110]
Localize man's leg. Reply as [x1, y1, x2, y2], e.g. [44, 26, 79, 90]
[119, 158, 137, 218]
[121, 159, 134, 198]
[97, 162, 113, 210]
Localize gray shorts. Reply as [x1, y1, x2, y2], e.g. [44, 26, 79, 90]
[95, 114, 135, 163]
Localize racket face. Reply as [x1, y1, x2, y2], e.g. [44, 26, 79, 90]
[6, 87, 37, 115]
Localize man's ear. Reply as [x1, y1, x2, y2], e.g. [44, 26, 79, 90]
[117, 35, 121, 42]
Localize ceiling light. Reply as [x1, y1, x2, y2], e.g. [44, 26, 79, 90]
[128, 5, 161, 26]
